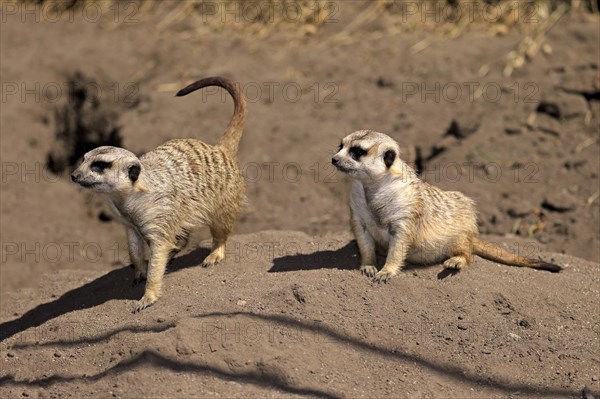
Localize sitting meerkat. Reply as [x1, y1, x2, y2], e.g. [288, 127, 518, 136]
[332, 130, 561, 283]
[71, 77, 247, 312]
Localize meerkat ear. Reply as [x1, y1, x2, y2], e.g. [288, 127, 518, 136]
[128, 163, 141, 182]
[383, 150, 396, 168]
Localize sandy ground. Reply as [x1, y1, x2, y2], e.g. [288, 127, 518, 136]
[1, 232, 599, 398]
[1, 1, 599, 398]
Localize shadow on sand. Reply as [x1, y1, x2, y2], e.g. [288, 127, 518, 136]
[0, 247, 210, 342]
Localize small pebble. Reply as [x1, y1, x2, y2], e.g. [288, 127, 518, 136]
[509, 333, 522, 340]
[457, 323, 468, 330]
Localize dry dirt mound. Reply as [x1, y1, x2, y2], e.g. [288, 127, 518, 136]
[1, 231, 598, 399]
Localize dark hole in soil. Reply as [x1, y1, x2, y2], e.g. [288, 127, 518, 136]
[46, 71, 123, 175]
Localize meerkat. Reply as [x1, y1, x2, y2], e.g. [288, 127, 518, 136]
[332, 130, 562, 283]
[71, 76, 247, 312]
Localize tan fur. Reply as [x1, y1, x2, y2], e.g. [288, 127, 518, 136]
[72, 77, 248, 312]
[332, 130, 562, 283]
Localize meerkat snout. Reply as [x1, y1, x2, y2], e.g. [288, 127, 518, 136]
[331, 155, 340, 166]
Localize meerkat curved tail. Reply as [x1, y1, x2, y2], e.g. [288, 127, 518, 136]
[472, 237, 562, 272]
[176, 76, 248, 154]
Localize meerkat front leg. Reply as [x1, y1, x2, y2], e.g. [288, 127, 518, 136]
[134, 240, 172, 313]
[352, 218, 378, 278]
[373, 233, 409, 283]
[127, 228, 147, 286]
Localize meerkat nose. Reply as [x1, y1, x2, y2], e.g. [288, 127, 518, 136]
[71, 172, 80, 182]
[332, 156, 339, 166]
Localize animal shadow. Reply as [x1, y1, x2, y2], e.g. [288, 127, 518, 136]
[0, 247, 211, 343]
[269, 241, 360, 272]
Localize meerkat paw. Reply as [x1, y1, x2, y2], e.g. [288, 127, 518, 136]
[373, 269, 397, 284]
[443, 256, 468, 270]
[360, 265, 378, 278]
[133, 292, 158, 313]
[201, 249, 225, 268]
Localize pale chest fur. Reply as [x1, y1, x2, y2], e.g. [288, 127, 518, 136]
[350, 179, 416, 249]
[106, 195, 139, 230]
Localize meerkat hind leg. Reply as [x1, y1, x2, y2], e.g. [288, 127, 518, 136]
[443, 255, 471, 270]
[201, 223, 230, 268]
[174, 232, 190, 254]
[166, 231, 190, 264]
[443, 237, 473, 270]
[127, 229, 147, 286]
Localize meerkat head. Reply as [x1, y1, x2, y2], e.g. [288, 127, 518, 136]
[331, 130, 401, 181]
[71, 146, 142, 193]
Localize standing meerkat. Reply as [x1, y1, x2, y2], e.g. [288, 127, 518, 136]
[71, 77, 247, 312]
[332, 130, 562, 283]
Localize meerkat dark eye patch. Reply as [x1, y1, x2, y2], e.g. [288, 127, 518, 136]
[90, 160, 112, 173]
[383, 150, 396, 168]
[349, 146, 367, 160]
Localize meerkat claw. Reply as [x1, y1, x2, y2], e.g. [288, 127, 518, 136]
[443, 256, 468, 270]
[201, 249, 225, 268]
[133, 295, 156, 313]
[201, 259, 219, 268]
[443, 261, 461, 270]
[360, 265, 377, 277]
[373, 271, 393, 284]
